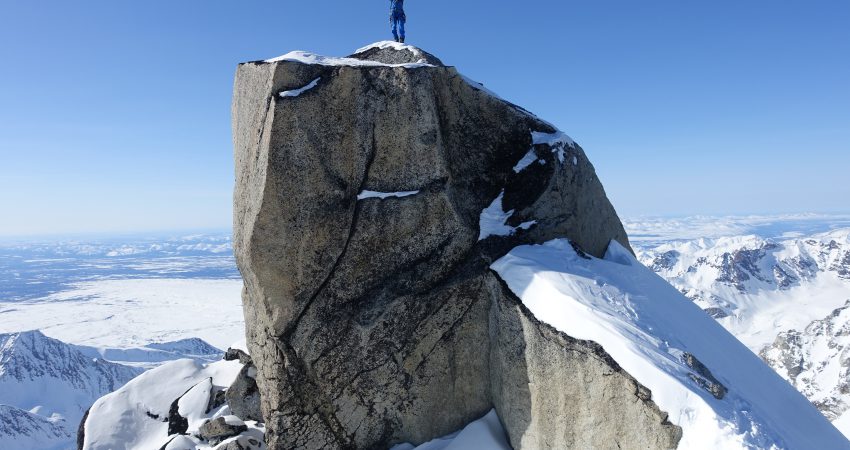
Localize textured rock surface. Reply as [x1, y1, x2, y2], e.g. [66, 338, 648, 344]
[233, 44, 677, 449]
[199, 417, 249, 445]
[225, 364, 263, 422]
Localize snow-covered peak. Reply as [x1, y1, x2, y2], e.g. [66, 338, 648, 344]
[0, 330, 143, 450]
[354, 40, 428, 61]
[638, 228, 850, 436]
[264, 41, 445, 69]
[0, 405, 73, 450]
[145, 338, 223, 357]
[0, 330, 141, 386]
[636, 230, 850, 340]
[265, 48, 432, 68]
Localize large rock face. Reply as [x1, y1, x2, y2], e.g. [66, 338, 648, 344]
[233, 42, 680, 449]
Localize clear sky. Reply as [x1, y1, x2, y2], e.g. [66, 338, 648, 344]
[0, 1, 848, 236]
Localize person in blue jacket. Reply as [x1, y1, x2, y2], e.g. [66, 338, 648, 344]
[390, 0, 406, 43]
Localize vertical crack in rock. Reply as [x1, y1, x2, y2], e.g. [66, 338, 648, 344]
[282, 126, 379, 341]
[274, 337, 355, 449]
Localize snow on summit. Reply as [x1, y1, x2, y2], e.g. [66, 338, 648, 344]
[493, 239, 850, 449]
[264, 41, 434, 69]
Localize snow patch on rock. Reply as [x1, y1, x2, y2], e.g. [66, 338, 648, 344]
[357, 190, 420, 201]
[265, 50, 432, 68]
[532, 130, 575, 164]
[279, 77, 321, 98]
[354, 41, 429, 63]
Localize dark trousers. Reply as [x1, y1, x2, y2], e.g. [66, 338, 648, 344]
[391, 11, 406, 40]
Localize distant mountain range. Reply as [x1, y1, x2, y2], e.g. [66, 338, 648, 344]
[0, 330, 224, 450]
[634, 224, 850, 435]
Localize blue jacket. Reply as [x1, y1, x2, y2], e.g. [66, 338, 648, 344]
[391, 0, 404, 12]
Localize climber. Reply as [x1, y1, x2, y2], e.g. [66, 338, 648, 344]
[390, 0, 406, 43]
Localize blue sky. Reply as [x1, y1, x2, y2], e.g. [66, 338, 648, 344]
[0, 1, 848, 236]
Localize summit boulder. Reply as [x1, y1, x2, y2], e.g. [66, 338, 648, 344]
[232, 42, 680, 449]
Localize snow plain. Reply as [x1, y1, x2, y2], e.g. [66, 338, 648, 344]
[0, 278, 244, 351]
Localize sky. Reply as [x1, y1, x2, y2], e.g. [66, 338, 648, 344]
[0, 1, 848, 236]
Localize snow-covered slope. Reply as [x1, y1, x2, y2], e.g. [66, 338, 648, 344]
[0, 330, 142, 421]
[492, 239, 849, 449]
[391, 410, 511, 450]
[0, 330, 142, 449]
[635, 228, 850, 435]
[81, 358, 263, 450]
[0, 330, 232, 450]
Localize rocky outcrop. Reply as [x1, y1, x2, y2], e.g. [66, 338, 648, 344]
[199, 416, 249, 445]
[761, 300, 850, 419]
[226, 364, 263, 422]
[232, 43, 678, 449]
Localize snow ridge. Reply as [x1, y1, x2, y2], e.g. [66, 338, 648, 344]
[493, 239, 849, 449]
[265, 50, 432, 68]
[637, 228, 850, 436]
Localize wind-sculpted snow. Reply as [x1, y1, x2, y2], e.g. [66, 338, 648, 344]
[492, 239, 850, 449]
[81, 358, 265, 450]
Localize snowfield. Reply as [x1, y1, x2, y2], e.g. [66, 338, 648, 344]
[0, 278, 244, 350]
[492, 239, 850, 449]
